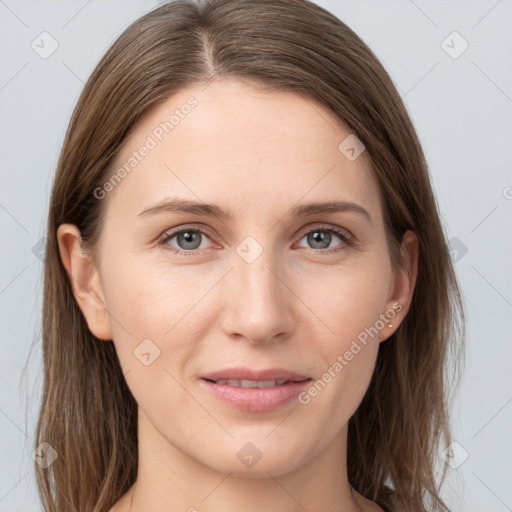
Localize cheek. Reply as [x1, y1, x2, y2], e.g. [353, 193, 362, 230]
[101, 261, 204, 422]
[292, 258, 389, 420]
[297, 256, 391, 340]
[100, 250, 230, 389]
[102, 249, 211, 334]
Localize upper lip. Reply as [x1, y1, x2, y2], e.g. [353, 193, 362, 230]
[202, 367, 311, 382]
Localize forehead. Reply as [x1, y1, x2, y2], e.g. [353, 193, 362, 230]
[106, 79, 382, 222]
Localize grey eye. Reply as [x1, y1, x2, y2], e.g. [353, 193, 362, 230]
[306, 230, 333, 249]
[169, 229, 207, 251]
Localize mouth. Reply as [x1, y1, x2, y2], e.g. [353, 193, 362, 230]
[199, 368, 312, 412]
[201, 367, 311, 383]
[203, 378, 304, 388]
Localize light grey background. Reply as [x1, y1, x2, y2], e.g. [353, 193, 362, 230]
[1, 0, 511, 510]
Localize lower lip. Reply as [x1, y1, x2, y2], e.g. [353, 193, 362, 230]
[199, 378, 312, 412]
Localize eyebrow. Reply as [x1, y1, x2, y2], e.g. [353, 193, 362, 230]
[137, 197, 371, 223]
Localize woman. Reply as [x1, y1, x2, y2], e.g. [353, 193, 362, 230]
[35, 1, 465, 511]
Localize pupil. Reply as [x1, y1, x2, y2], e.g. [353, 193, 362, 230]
[178, 231, 200, 250]
[309, 230, 330, 249]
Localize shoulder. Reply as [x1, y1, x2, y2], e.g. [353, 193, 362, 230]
[107, 494, 129, 512]
[353, 489, 387, 512]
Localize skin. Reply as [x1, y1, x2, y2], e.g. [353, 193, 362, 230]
[58, 79, 418, 512]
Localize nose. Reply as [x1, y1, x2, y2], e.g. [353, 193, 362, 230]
[220, 246, 294, 345]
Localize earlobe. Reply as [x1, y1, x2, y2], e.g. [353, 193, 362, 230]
[380, 230, 419, 341]
[56, 223, 113, 341]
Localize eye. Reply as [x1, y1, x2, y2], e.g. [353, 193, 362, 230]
[157, 223, 354, 256]
[158, 226, 215, 256]
[296, 224, 354, 254]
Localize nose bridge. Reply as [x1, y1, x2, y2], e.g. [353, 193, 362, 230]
[223, 236, 291, 343]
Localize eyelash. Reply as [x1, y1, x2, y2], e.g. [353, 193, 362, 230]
[157, 223, 355, 257]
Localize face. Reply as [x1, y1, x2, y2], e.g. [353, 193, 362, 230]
[61, 79, 414, 478]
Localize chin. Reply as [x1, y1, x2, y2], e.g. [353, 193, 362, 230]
[195, 439, 314, 479]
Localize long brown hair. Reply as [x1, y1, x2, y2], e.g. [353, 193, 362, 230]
[33, 0, 465, 510]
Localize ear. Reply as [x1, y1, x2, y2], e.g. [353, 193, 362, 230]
[56, 223, 113, 341]
[380, 229, 418, 342]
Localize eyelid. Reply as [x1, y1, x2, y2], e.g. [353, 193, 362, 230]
[295, 222, 354, 243]
[157, 222, 355, 255]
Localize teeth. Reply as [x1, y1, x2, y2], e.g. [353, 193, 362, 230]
[214, 379, 288, 388]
